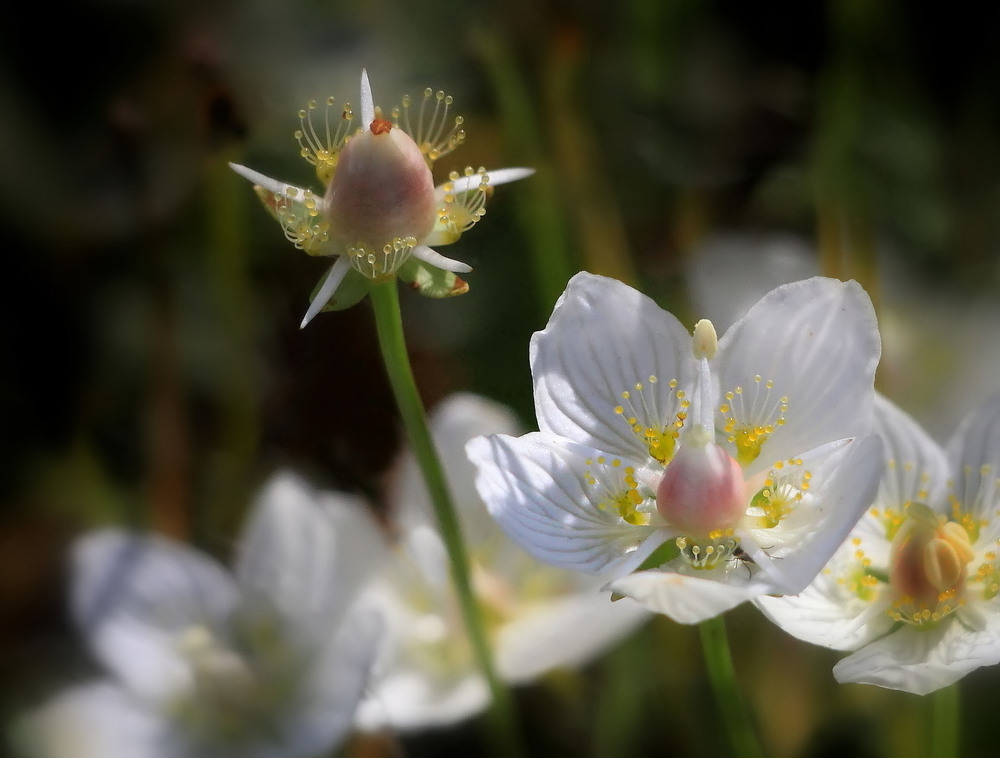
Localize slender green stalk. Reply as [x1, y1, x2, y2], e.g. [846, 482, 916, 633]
[368, 281, 522, 757]
[930, 684, 959, 758]
[698, 616, 765, 758]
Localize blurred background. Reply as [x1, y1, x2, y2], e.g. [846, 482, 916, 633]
[2, 0, 1000, 755]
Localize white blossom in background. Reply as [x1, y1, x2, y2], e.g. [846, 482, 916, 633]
[467, 272, 884, 624]
[231, 69, 533, 326]
[19, 473, 386, 758]
[757, 394, 1000, 694]
[356, 393, 650, 731]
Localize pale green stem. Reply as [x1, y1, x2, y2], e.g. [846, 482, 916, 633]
[930, 684, 959, 758]
[698, 616, 765, 758]
[368, 281, 522, 757]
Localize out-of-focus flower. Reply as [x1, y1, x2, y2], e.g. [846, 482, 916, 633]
[757, 394, 1000, 694]
[467, 272, 884, 624]
[231, 69, 533, 327]
[355, 393, 650, 731]
[20, 473, 385, 757]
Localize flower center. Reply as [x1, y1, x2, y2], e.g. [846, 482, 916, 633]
[887, 502, 975, 625]
[655, 435, 746, 536]
[323, 115, 437, 280]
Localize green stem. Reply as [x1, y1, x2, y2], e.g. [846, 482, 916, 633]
[368, 281, 522, 757]
[698, 616, 765, 758]
[930, 684, 959, 758]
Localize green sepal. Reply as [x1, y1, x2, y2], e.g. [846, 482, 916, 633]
[398, 258, 470, 298]
[311, 267, 372, 312]
[633, 539, 681, 573]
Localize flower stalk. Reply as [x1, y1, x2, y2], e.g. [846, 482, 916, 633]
[368, 281, 522, 756]
[931, 684, 960, 758]
[699, 616, 765, 758]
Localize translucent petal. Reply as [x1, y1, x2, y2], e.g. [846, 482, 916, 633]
[18, 683, 169, 758]
[293, 605, 386, 752]
[71, 530, 239, 703]
[605, 570, 757, 624]
[437, 166, 535, 195]
[235, 470, 386, 643]
[411, 244, 472, 273]
[531, 272, 697, 460]
[300, 256, 353, 328]
[391, 393, 523, 546]
[745, 434, 883, 595]
[946, 394, 1000, 532]
[466, 432, 661, 575]
[496, 591, 649, 683]
[874, 393, 951, 512]
[832, 618, 1000, 694]
[716, 277, 880, 476]
[356, 666, 490, 732]
[755, 575, 895, 652]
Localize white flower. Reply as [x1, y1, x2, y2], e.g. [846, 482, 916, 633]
[231, 69, 533, 327]
[355, 393, 650, 731]
[20, 473, 386, 757]
[467, 272, 884, 624]
[757, 394, 1000, 694]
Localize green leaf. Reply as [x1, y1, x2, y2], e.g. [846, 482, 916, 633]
[633, 539, 680, 572]
[398, 258, 470, 298]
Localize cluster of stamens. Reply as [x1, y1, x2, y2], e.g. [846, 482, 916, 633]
[888, 588, 964, 626]
[584, 456, 648, 526]
[832, 536, 881, 602]
[747, 458, 811, 529]
[392, 88, 466, 164]
[719, 376, 787, 466]
[675, 534, 741, 571]
[613, 376, 689, 464]
[347, 236, 418, 280]
[274, 188, 330, 254]
[437, 167, 491, 237]
[294, 97, 356, 185]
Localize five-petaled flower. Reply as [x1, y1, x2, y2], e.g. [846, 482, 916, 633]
[467, 272, 884, 623]
[757, 394, 1000, 694]
[231, 69, 532, 327]
[355, 393, 649, 731]
[20, 473, 385, 758]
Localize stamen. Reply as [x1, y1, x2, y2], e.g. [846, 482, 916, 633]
[746, 458, 810, 529]
[613, 376, 688, 464]
[346, 236, 418, 280]
[294, 97, 356, 185]
[719, 376, 787, 466]
[675, 535, 741, 571]
[394, 88, 466, 165]
[585, 458, 649, 525]
[436, 167, 491, 238]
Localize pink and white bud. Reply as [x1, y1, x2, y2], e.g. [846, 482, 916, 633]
[655, 439, 745, 537]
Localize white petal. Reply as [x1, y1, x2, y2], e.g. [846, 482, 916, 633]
[236, 470, 386, 641]
[391, 393, 524, 546]
[360, 68, 375, 127]
[531, 272, 697, 460]
[496, 591, 649, 683]
[874, 393, 951, 509]
[356, 668, 490, 732]
[411, 244, 472, 273]
[716, 277, 880, 475]
[832, 617, 1000, 694]
[293, 605, 386, 751]
[605, 570, 757, 623]
[466, 432, 662, 575]
[300, 256, 352, 329]
[946, 394, 1000, 532]
[17, 683, 169, 758]
[229, 162, 306, 198]
[755, 578, 894, 651]
[746, 434, 883, 595]
[71, 530, 238, 703]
